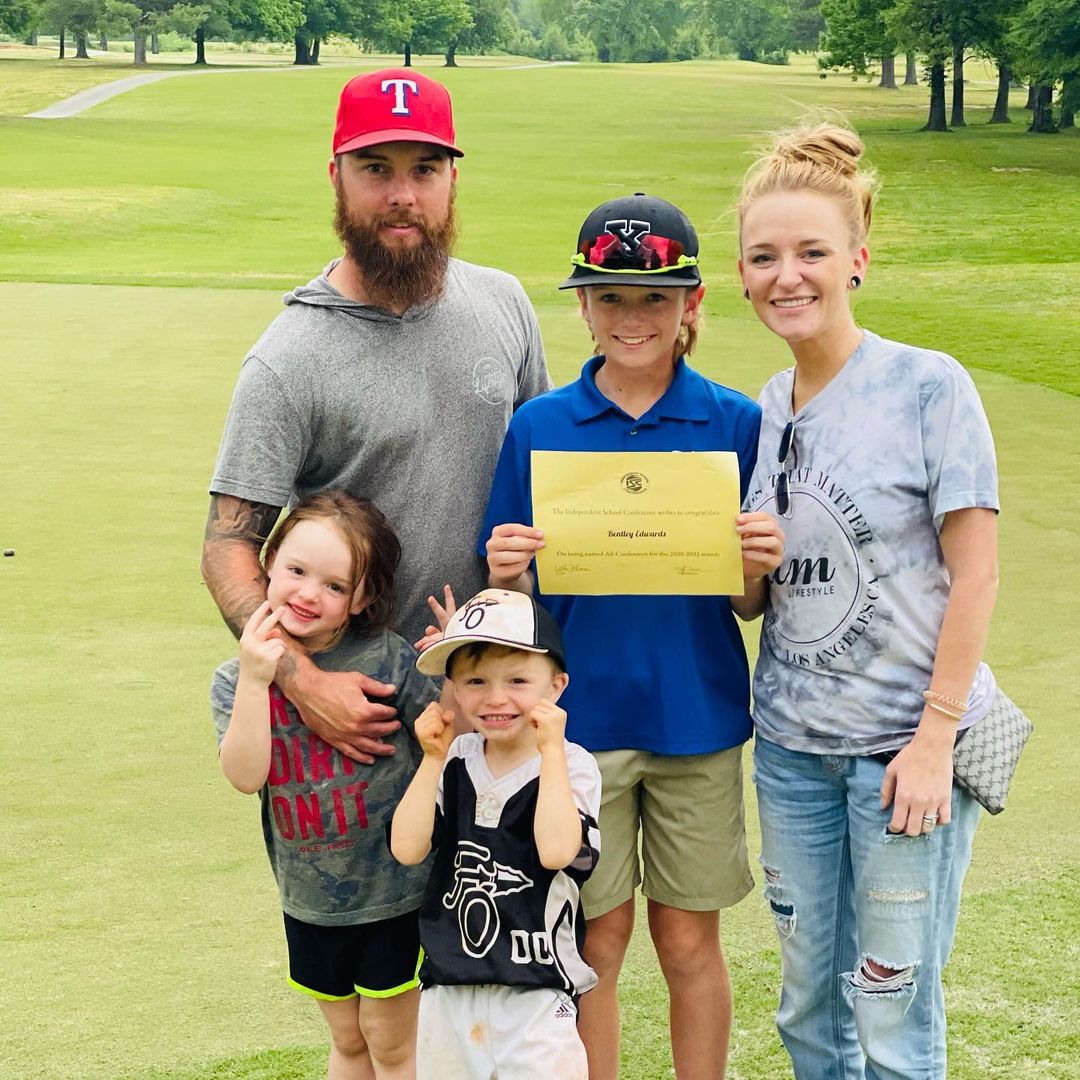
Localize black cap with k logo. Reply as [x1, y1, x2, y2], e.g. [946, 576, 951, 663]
[560, 192, 702, 290]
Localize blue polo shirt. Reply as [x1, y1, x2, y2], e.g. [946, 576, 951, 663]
[480, 356, 761, 755]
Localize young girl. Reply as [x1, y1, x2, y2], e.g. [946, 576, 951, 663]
[736, 124, 999, 1078]
[479, 193, 785, 1078]
[210, 490, 438, 1080]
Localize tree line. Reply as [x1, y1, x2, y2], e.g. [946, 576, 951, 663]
[818, 0, 1079, 132]
[0, 0, 807, 67]
[1, 0, 1076, 132]
[0, 0, 510, 66]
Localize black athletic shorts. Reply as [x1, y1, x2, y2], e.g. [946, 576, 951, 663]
[284, 908, 422, 1000]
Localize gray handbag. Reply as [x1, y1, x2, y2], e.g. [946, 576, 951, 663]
[952, 688, 1033, 814]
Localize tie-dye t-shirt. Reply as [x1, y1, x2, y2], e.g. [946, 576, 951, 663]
[744, 331, 999, 755]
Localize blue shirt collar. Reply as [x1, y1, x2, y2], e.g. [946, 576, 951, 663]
[570, 355, 712, 424]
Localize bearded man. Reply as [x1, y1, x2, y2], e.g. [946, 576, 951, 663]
[203, 70, 550, 762]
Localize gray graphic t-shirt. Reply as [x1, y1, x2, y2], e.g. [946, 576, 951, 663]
[211, 628, 438, 925]
[744, 331, 999, 755]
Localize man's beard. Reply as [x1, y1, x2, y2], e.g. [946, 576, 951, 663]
[333, 183, 457, 312]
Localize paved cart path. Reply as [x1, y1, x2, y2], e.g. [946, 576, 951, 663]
[25, 64, 310, 118]
[25, 60, 576, 119]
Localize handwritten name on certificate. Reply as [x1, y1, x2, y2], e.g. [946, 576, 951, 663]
[531, 451, 744, 596]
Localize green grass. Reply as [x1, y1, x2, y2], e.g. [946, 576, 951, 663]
[2, 53, 1078, 1080]
[0, 45, 546, 117]
[2, 54, 1078, 392]
[0, 43, 319, 115]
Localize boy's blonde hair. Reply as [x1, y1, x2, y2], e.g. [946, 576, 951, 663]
[677, 293, 701, 360]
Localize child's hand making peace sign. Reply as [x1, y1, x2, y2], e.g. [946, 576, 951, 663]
[238, 601, 287, 685]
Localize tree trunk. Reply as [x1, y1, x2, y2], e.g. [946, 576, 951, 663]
[99, 34, 107, 50]
[58, 26, 65, 58]
[923, 61, 948, 131]
[1029, 84, 1058, 132]
[133, 29, 148, 65]
[445, 41, 457, 67]
[1025, 84, 1037, 109]
[950, 44, 965, 126]
[404, 42, 412, 66]
[990, 62, 1011, 122]
[25, 30, 38, 45]
[151, 31, 160, 54]
[1060, 75, 1076, 128]
[904, 51, 918, 85]
[879, 54, 897, 89]
[194, 25, 206, 64]
[311, 37, 320, 63]
[293, 31, 310, 65]
[75, 30, 89, 58]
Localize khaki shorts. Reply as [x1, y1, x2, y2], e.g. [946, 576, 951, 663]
[582, 746, 754, 919]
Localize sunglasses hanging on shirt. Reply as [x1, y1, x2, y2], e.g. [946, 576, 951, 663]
[776, 419, 797, 518]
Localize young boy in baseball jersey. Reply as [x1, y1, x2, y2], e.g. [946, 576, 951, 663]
[391, 589, 600, 1079]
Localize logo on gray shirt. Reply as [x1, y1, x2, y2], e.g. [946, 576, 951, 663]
[472, 356, 513, 405]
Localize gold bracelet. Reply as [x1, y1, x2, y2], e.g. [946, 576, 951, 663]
[924, 700, 965, 723]
[923, 689, 968, 714]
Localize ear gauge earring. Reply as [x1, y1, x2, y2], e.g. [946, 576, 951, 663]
[743, 288, 750, 300]
[849, 275, 862, 290]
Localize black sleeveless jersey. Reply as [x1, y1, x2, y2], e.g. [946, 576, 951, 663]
[418, 734, 601, 997]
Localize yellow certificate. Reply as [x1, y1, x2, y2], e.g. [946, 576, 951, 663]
[531, 451, 744, 596]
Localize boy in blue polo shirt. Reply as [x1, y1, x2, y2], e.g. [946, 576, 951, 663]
[479, 193, 784, 1078]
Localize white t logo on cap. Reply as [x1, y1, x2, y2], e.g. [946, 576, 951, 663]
[382, 78, 419, 115]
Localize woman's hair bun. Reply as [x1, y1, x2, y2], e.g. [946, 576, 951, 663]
[738, 118, 877, 244]
[771, 124, 865, 178]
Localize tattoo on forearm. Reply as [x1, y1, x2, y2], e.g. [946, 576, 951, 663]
[214, 570, 270, 639]
[275, 649, 298, 682]
[202, 495, 282, 639]
[204, 495, 281, 543]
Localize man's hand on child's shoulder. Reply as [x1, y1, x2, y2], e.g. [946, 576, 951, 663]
[415, 701, 456, 759]
[530, 699, 568, 754]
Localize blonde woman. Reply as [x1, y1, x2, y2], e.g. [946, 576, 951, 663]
[736, 125, 999, 1079]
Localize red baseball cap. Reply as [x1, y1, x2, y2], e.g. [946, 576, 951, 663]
[333, 69, 463, 158]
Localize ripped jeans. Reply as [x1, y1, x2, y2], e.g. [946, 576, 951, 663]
[753, 735, 980, 1080]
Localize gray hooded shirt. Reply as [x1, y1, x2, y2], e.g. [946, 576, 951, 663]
[211, 258, 551, 642]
